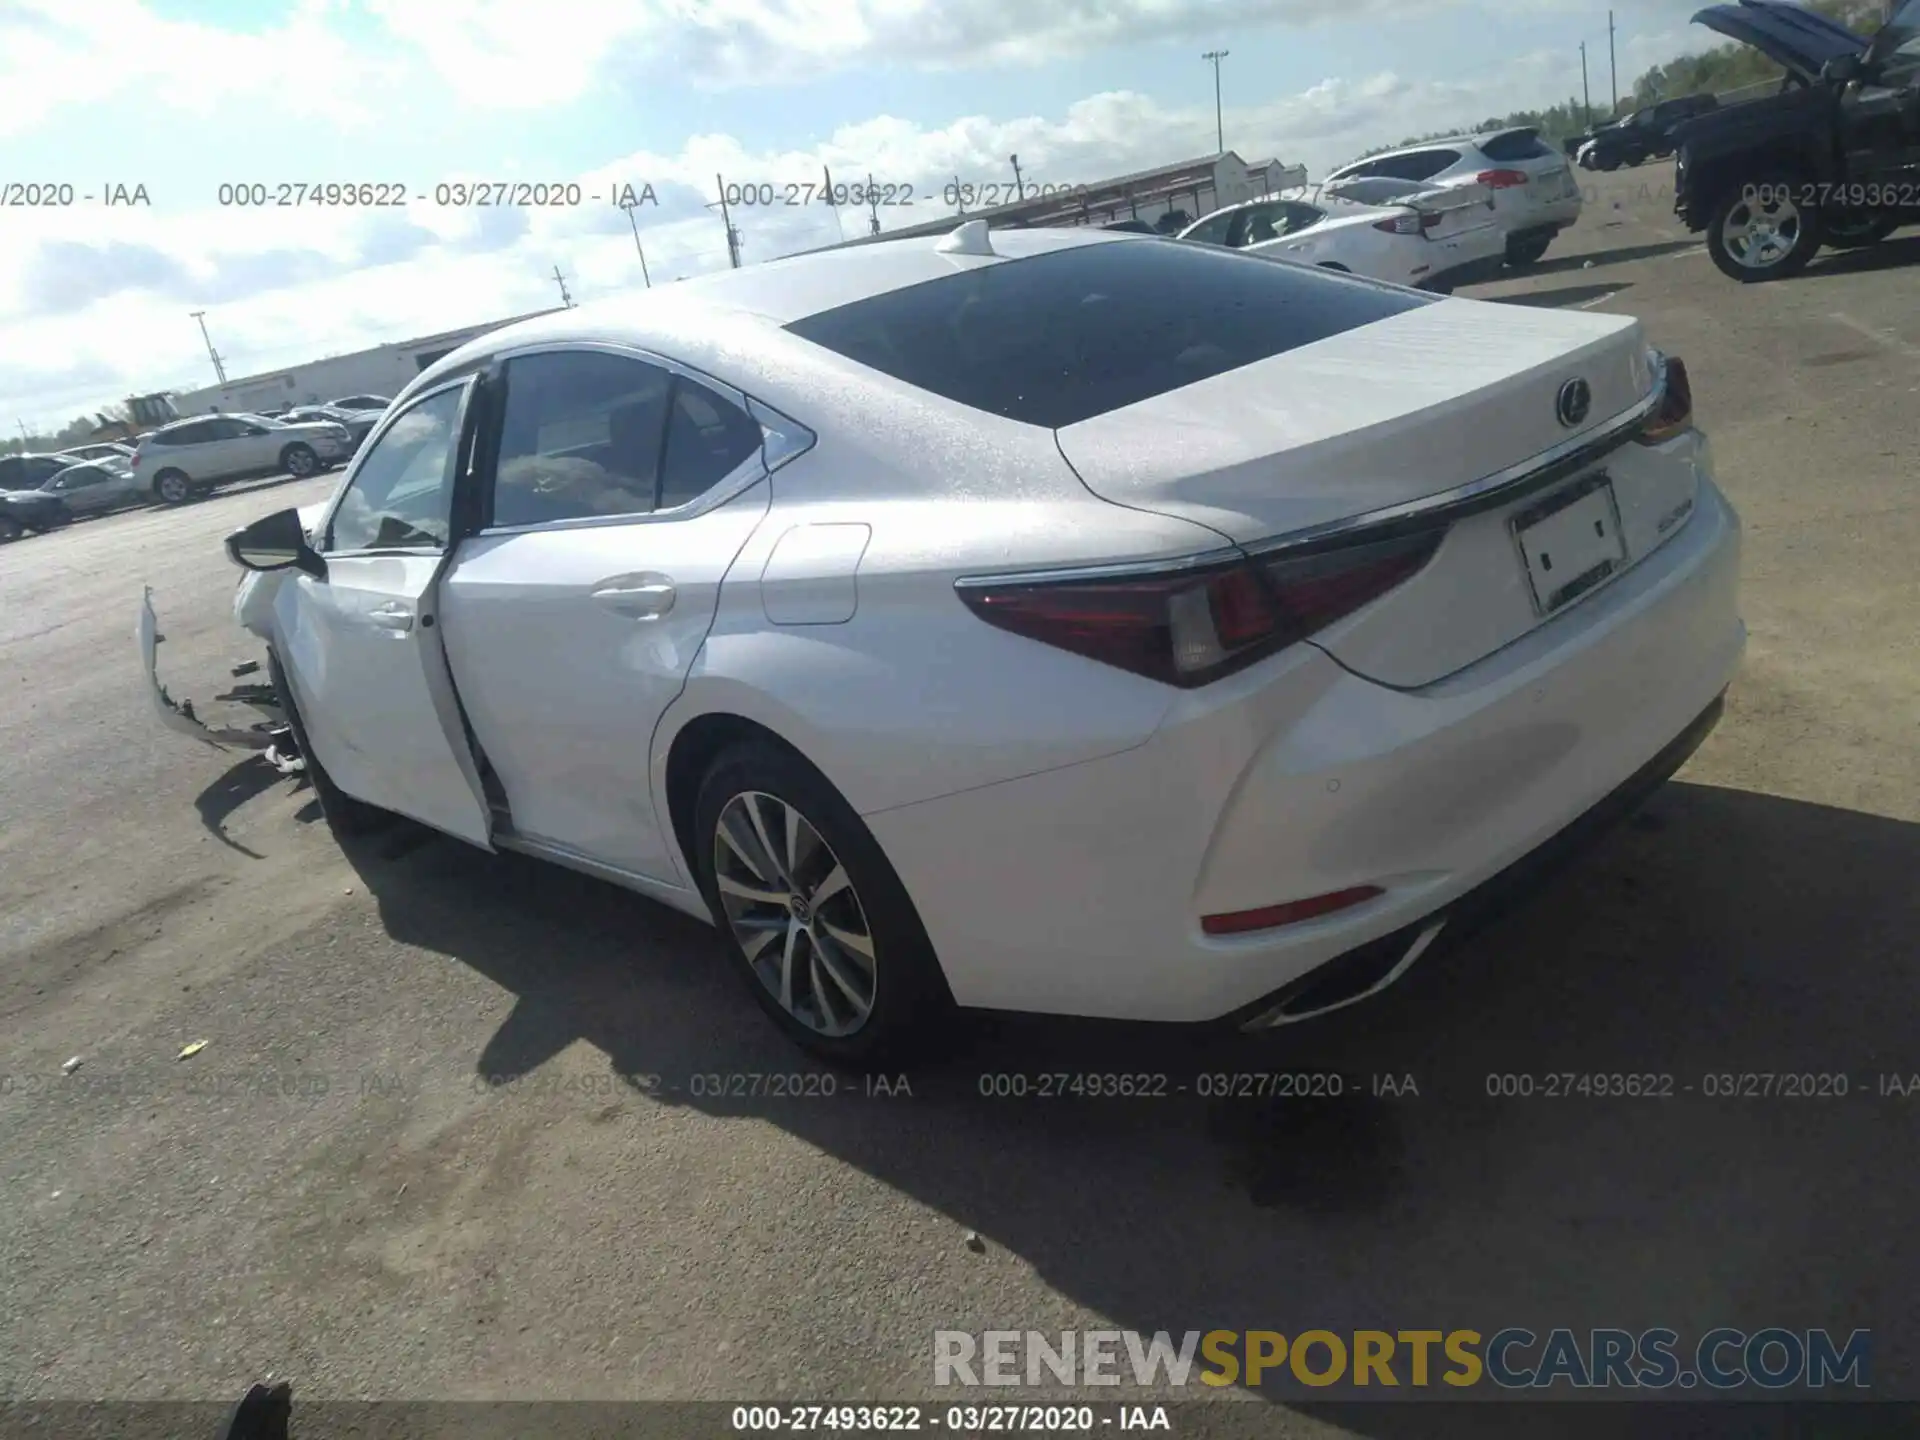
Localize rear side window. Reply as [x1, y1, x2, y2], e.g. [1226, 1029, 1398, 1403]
[658, 380, 764, 509]
[1332, 148, 1462, 183]
[784, 240, 1434, 430]
[1478, 131, 1553, 162]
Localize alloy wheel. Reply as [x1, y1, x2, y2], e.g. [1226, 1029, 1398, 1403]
[284, 447, 316, 477]
[713, 790, 877, 1038]
[1722, 192, 1803, 271]
[157, 473, 190, 503]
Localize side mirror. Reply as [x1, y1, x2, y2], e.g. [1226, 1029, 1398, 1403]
[226, 507, 325, 578]
[1822, 54, 1864, 84]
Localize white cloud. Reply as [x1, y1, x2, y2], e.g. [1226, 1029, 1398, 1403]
[0, 0, 405, 139]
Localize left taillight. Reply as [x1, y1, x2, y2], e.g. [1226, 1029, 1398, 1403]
[1476, 168, 1530, 189]
[1372, 211, 1423, 235]
[1635, 354, 1693, 445]
[955, 530, 1444, 688]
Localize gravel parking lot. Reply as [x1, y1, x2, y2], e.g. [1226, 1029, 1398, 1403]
[2, 164, 1917, 1424]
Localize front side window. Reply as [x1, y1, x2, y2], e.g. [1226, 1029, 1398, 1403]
[325, 385, 465, 553]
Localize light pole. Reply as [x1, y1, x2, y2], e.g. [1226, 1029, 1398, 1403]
[190, 310, 227, 384]
[1203, 50, 1230, 154]
[1608, 10, 1618, 115]
[620, 198, 652, 288]
[708, 173, 742, 268]
[1580, 41, 1592, 126]
[1009, 154, 1025, 201]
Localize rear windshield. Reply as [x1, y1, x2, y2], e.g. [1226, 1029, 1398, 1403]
[783, 239, 1434, 430]
[1478, 130, 1553, 161]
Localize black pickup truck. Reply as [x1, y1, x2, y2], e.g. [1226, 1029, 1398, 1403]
[1674, 0, 1920, 281]
[1573, 95, 1721, 170]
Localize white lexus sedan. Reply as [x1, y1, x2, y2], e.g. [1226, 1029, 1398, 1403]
[142, 221, 1743, 1062]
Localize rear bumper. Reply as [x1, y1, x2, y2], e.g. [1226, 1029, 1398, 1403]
[1229, 689, 1724, 1029]
[868, 475, 1743, 1024]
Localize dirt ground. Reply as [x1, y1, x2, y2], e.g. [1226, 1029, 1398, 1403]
[1, 164, 1916, 1431]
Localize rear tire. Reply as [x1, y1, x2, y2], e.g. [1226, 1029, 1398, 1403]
[267, 649, 398, 841]
[1707, 175, 1821, 282]
[692, 740, 953, 1065]
[1505, 234, 1553, 267]
[153, 470, 193, 506]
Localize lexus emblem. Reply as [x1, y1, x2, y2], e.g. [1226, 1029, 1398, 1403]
[1556, 378, 1593, 429]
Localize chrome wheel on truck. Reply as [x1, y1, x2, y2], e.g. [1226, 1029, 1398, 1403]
[1708, 179, 1820, 282]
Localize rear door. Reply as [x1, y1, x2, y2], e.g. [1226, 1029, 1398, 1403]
[274, 377, 493, 844]
[437, 345, 773, 882]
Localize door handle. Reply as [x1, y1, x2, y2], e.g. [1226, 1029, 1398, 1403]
[368, 601, 415, 633]
[593, 580, 676, 619]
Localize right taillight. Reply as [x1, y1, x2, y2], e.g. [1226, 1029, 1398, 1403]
[1477, 168, 1531, 189]
[1635, 354, 1693, 445]
[956, 529, 1444, 688]
[1372, 212, 1422, 235]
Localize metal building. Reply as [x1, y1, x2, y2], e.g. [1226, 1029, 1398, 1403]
[169, 308, 565, 416]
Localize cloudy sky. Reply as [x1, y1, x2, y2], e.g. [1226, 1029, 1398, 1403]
[0, 0, 1718, 429]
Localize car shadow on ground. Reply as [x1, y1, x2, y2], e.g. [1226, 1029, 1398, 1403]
[1517, 239, 1701, 279]
[1491, 282, 1633, 310]
[1801, 232, 1920, 281]
[330, 778, 1920, 1413]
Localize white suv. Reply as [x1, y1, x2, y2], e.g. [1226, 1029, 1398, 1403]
[1324, 127, 1584, 268]
[132, 413, 354, 505]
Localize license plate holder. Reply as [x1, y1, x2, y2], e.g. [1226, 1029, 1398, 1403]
[1510, 472, 1629, 617]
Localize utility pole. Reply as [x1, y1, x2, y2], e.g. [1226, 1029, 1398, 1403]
[822, 164, 846, 242]
[1608, 10, 1618, 116]
[189, 310, 227, 384]
[1203, 50, 1230, 154]
[1580, 41, 1592, 125]
[15, 420, 29, 446]
[710, 173, 742, 268]
[619, 198, 652, 287]
[552, 265, 573, 307]
[866, 173, 881, 235]
[1009, 154, 1026, 202]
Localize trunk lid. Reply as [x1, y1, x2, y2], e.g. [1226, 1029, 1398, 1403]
[1054, 298, 1673, 688]
[1054, 297, 1651, 545]
[1691, 0, 1867, 82]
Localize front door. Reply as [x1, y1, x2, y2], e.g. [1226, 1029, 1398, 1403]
[273, 377, 492, 845]
[437, 345, 772, 881]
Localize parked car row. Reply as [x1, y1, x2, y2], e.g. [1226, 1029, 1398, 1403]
[0, 395, 396, 542]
